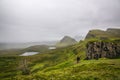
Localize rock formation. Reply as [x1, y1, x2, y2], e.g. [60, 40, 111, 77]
[86, 40, 120, 59]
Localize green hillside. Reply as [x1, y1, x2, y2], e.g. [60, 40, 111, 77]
[23, 45, 49, 52]
[85, 28, 120, 40]
[0, 45, 49, 56]
[0, 39, 120, 80]
[0, 28, 120, 80]
[0, 49, 24, 56]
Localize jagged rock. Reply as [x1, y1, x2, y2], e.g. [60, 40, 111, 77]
[86, 40, 120, 59]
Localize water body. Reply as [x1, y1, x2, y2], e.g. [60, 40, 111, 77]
[49, 46, 56, 50]
[20, 52, 39, 56]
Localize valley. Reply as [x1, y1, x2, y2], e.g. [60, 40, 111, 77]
[0, 28, 120, 80]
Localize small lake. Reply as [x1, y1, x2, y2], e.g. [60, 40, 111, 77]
[20, 52, 39, 56]
[49, 46, 56, 50]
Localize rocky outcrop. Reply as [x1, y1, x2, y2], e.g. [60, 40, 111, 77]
[86, 40, 120, 59]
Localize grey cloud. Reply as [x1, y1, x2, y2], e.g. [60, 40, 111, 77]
[0, 0, 120, 42]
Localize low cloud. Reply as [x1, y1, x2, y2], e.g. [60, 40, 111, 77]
[0, 0, 120, 42]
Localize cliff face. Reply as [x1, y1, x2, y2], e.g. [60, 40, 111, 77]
[86, 40, 120, 59]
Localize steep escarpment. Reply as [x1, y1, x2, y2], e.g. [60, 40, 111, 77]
[85, 28, 120, 40]
[86, 40, 120, 59]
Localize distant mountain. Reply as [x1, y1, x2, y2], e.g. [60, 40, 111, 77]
[0, 41, 57, 50]
[0, 44, 56, 56]
[56, 36, 77, 48]
[85, 28, 120, 40]
[23, 45, 49, 52]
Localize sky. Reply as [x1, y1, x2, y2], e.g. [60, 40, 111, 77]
[0, 0, 120, 43]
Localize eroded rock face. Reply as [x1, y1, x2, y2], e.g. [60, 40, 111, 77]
[86, 40, 120, 59]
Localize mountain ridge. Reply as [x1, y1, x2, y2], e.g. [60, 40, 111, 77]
[56, 36, 77, 48]
[85, 28, 120, 40]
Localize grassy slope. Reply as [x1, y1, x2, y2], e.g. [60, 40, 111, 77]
[0, 49, 24, 56]
[33, 59, 120, 80]
[0, 45, 49, 56]
[0, 39, 120, 80]
[85, 29, 120, 40]
[8, 58, 120, 80]
[23, 45, 49, 52]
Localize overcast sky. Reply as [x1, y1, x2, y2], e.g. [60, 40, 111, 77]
[0, 0, 120, 43]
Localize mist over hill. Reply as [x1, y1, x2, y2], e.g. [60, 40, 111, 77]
[0, 0, 120, 79]
[56, 36, 77, 48]
[0, 41, 57, 50]
[74, 35, 84, 41]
